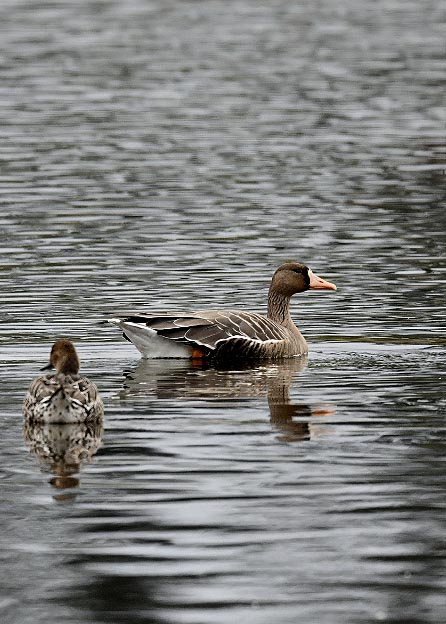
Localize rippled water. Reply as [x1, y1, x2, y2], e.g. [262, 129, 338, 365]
[1, 1, 446, 623]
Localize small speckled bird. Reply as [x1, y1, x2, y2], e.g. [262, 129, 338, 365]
[23, 340, 104, 423]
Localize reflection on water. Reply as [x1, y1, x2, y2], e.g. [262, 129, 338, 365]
[119, 356, 309, 400]
[23, 419, 104, 498]
[120, 356, 334, 443]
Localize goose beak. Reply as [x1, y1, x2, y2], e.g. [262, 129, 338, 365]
[40, 362, 54, 371]
[309, 269, 337, 291]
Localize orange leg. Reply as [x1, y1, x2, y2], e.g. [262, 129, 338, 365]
[191, 347, 206, 361]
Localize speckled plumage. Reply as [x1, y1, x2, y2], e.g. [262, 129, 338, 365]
[23, 340, 103, 423]
[23, 373, 103, 423]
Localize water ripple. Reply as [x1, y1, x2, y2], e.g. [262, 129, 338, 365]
[1, 1, 446, 623]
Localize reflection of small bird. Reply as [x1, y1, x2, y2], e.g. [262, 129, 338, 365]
[23, 419, 104, 488]
[23, 340, 104, 424]
[110, 262, 336, 362]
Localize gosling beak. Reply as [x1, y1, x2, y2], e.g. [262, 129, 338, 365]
[309, 269, 337, 291]
[40, 362, 54, 371]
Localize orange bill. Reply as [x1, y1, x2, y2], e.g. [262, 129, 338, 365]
[308, 269, 337, 291]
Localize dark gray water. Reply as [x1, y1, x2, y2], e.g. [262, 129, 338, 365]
[1, 1, 446, 623]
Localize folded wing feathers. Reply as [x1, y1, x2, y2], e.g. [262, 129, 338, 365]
[124, 315, 208, 331]
[26, 377, 54, 402]
[212, 337, 277, 360]
[150, 317, 209, 331]
[119, 311, 287, 351]
[24, 375, 103, 420]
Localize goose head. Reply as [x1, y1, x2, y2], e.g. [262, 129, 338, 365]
[271, 263, 337, 298]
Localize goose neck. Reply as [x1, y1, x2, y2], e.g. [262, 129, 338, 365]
[267, 289, 292, 326]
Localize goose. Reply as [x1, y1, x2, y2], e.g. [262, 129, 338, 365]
[109, 262, 336, 361]
[23, 340, 104, 423]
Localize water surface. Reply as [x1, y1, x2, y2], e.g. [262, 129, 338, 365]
[1, 1, 446, 623]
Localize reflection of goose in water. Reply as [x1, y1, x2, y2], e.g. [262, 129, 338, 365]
[119, 357, 334, 442]
[266, 363, 334, 443]
[23, 419, 104, 498]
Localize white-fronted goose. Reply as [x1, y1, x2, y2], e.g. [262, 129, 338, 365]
[23, 340, 104, 423]
[109, 262, 336, 361]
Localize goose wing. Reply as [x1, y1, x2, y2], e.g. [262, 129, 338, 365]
[113, 310, 288, 353]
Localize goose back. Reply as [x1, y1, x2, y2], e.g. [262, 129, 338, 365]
[113, 309, 307, 360]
